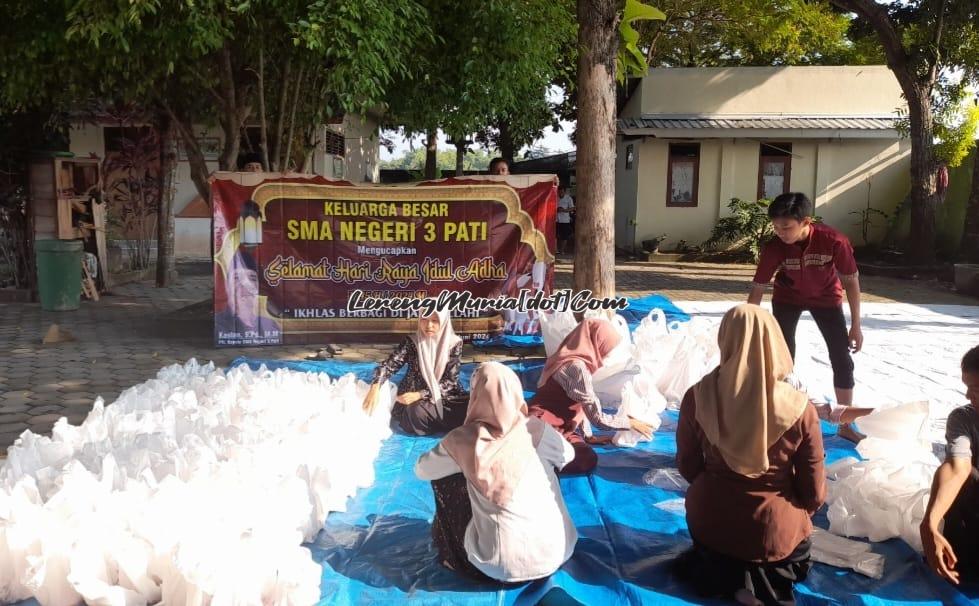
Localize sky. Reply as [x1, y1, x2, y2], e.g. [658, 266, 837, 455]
[379, 122, 576, 161]
[379, 87, 576, 161]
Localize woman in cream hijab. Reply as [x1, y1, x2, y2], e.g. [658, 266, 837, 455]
[362, 305, 469, 434]
[415, 362, 577, 583]
[674, 304, 825, 606]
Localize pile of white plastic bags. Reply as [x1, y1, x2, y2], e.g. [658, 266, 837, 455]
[0, 359, 394, 606]
[826, 401, 939, 552]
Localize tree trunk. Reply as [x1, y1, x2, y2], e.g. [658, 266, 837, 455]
[257, 45, 270, 171]
[424, 128, 438, 180]
[497, 120, 515, 165]
[905, 90, 940, 264]
[573, 0, 619, 298]
[162, 102, 211, 203]
[217, 44, 242, 171]
[283, 64, 306, 172]
[272, 58, 293, 172]
[828, 0, 940, 265]
[961, 144, 979, 262]
[155, 113, 177, 287]
[455, 139, 466, 176]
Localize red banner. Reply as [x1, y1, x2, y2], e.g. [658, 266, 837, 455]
[212, 174, 557, 346]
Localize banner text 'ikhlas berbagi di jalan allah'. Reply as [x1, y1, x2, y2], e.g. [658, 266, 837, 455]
[211, 174, 557, 347]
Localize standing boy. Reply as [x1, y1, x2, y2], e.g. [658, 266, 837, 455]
[747, 192, 864, 443]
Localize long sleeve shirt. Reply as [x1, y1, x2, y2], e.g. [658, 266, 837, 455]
[415, 419, 578, 582]
[371, 337, 464, 400]
[676, 388, 826, 562]
[551, 361, 631, 432]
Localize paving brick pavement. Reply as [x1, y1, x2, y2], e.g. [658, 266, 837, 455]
[0, 259, 974, 453]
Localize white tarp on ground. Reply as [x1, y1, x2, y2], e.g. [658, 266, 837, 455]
[674, 301, 979, 440]
[677, 301, 979, 551]
[0, 360, 395, 606]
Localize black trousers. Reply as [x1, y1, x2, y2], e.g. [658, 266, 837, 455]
[429, 474, 524, 585]
[772, 302, 855, 390]
[944, 478, 979, 582]
[394, 392, 469, 436]
[674, 538, 812, 606]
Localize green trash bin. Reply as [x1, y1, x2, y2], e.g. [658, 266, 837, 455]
[35, 239, 83, 311]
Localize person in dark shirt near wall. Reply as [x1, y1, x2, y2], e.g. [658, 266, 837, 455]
[747, 192, 865, 443]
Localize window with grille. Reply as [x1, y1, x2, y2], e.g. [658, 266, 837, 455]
[324, 129, 345, 157]
[666, 143, 700, 207]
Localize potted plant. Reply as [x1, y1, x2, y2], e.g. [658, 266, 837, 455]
[642, 234, 668, 254]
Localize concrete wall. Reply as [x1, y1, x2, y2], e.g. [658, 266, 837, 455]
[635, 66, 905, 117]
[620, 136, 911, 250]
[808, 139, 911, 246]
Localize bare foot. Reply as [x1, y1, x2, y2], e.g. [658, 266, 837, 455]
[837, 422, 865, 444]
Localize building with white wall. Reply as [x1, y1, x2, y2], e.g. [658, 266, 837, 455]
[615, 66, 911, 252]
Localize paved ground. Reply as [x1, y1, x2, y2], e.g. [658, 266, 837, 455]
[0, 259, 973, 453]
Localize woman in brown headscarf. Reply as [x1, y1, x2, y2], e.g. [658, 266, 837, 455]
[415, 362, 577, 583]
[528, 318, 654, 474]
[674, 304, 826, 606]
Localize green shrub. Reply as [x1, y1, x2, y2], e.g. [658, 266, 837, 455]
[702, 198, 774, 262]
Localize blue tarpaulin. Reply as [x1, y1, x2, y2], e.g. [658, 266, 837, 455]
[228, 357, 979, 606]
[472, 293, 691, 349]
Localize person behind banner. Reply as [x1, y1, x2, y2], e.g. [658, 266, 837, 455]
[674, 305, 825, 606]
[362, 306, 469, 435]
[415, 362, 577, 583]
[527, 318, 654, 474]
[920, 345, 979, 586]
[489, 158, 509, 176]
[747, 192, 864, 444]
[215, 250, 281, 339]
[238, 152, 264, 173]
[556, 186, 575, 255]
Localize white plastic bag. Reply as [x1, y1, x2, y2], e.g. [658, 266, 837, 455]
[810, 528, 885, 579]
[825, 401, 938, 552]
[642, 468, 689, 491]
[539, 310, 578, 357]
[0, 360, 393, 606]
[591, 315, 635, 383]
[592, 369, 639, 407]
[854, 401, 929, 442]
[611, 374, 668, 446]
[631, 310, 681, 386]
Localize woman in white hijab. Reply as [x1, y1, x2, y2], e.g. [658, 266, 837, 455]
[362, 305, 469, 434]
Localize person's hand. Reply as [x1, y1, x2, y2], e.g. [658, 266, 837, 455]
[921, 522, 960, 584]
[396, 392, 422, 405]
[628, 416, 654, 440]
[848, 323, 863, 353]
[584, 434, 614, 445]
[362, 384, 380, 415]
[813, 401, 832, 422]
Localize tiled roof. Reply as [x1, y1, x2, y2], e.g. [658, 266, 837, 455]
[618, 116, 901, 131]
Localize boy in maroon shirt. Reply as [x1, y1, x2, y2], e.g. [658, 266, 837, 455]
[747, 192, 864, 443]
